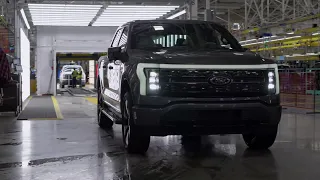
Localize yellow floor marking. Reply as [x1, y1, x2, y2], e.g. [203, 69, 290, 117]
[85, 97, 98, 105]
[51, 96, 64, 120]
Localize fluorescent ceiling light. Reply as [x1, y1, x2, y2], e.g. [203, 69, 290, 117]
[28, 4, 101, 8]
[20, 8, 30, 29]
[167, 9, 186, 19]
[93, 5, 179, 26]
[33, 22, 89, 24]
[103, 10, 173, 13]
[287, 32, 294, 34]
[29, 9, 100, 11]
[313, 32, 320, 35]
[33, 20, 90, 24]
[94, 5, 180, 26]
[107, 5, 179, 8]
[99, 16, 163, 18]
[29, 6, 100, 8]
[101, 13, 167, 15]
[28, 3, 102, 26]
[106, 7, 177, 10]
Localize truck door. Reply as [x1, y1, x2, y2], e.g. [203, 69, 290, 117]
[103, 28, 123, 112]
[110, 27, 128, 110]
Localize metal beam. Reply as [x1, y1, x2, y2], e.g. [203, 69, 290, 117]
[88, 3, 107, 26]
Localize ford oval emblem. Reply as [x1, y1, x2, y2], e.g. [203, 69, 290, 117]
[209, 75, 232, 86]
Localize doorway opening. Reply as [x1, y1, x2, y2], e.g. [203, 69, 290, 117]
[55, 52, 103, 96]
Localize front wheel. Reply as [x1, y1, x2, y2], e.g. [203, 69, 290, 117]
[122, 92, 150, 154]
[242, 126, 278, 149]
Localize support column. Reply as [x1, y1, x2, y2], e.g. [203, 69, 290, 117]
[244, 0, 248, 29]
[204, 0, 212, 21]
[188, 0, 198, 20]
[228, 9, 231, 30]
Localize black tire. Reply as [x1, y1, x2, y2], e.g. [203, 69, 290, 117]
[14, 106, 20, 117]
[97, 81, 113, 129]
[122, 92, 150, 154]
[242, 126, 278, 149]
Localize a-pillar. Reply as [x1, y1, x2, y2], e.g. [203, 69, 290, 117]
[204, 0, 212, 21]
[187, 0, 198, 20]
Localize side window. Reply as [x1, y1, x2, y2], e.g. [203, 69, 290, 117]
[118, 27, 128, 47]
[111, 29, 123, 47]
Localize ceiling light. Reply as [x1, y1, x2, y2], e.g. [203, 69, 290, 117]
[313, 32, 320, 35]
[287, 32, 294, 34]
[107, 5, 179, 8]
[94, 5, 181, 26]
[33, 20, 92, 22]
[104, 9, 174, 13]
[28, 3, 102, 26]
[167, 9, 186, 19]
[28, 4, 101, 8]
[20, 8, 30, 29]
[29, 10, 99, 13]
[101, 13, 167, 15]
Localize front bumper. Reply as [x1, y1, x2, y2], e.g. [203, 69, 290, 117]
[132, 95, 282, 136]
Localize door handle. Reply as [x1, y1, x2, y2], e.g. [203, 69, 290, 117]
[108, 66, 114, 70]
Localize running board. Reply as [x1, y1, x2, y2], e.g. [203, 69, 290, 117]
[101, 109, 114, 121]
[101, 108, 122, 124]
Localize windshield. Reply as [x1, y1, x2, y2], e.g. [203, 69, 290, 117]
[130, 22, 243, 51]
[63, 67, 81, 72]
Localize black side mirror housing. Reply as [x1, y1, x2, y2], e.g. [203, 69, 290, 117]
[108, 47, 121, 61]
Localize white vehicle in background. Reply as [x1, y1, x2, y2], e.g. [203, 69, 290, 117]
[59, 65, 86, 88]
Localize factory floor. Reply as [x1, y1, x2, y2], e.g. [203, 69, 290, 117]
[0, 96, 320, 180]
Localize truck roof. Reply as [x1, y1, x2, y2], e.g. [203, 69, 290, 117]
[120, 19, 221, 28]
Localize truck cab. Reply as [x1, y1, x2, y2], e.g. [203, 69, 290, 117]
[97, 20, 282, 154]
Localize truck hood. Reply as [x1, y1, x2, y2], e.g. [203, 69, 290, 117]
[129, 49, 275, 65]
[61, 71, 72, 75]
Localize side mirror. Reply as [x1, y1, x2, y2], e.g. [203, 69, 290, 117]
[108, 47, 121, 61]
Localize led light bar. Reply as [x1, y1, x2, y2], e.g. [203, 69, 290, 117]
[28, 3, 102, 26]
[167, 9, 186, 19]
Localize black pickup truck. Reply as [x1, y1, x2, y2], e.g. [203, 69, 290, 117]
[97, 20, 282, 154]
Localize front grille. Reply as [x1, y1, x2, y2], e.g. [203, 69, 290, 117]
[159, 69, 268, 97]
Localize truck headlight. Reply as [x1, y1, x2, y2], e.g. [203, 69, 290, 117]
[268, 71, 276, 93]
[145, 69, 160, 94]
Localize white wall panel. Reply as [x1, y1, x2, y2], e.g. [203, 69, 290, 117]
[89, 60, 95, 85]
[36, 26, 117, 95]
[20, 28, 30, 101]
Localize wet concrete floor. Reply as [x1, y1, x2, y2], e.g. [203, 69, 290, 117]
[0, 96, 320, 180]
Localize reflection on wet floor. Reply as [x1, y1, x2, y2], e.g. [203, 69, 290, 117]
[0, 96, 320, 180]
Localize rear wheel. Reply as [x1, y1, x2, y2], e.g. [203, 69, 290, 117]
[242, 126, 278, 149]
[122, 92, 150, 154]
[97, 81, 113, 129]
